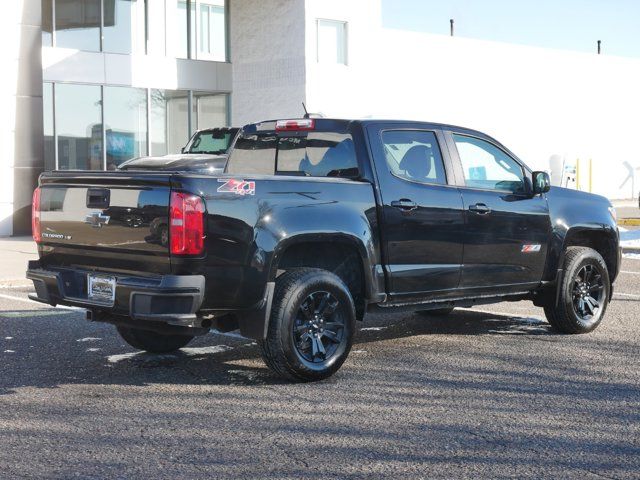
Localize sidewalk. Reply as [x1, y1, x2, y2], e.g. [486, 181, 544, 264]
[0, 237, 37, 286]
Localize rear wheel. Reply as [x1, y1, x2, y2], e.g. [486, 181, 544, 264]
[259, 268, 356, 382]
[116, 325, 194, 353]
[544, 247, 610, 334]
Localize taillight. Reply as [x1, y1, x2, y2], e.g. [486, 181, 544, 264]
[275, 119, 315, 131]
[32, 187, 41, 243]
[170, 191, 205, 255]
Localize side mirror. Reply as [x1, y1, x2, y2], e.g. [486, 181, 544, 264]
[532, 171, 551, 194]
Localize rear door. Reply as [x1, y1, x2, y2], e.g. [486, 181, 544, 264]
[38, 172, 173, 274]
[367, 123, 465, 301]
[445, 131, 551, 289]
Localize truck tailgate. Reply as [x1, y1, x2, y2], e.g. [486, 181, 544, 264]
[37, 172, 173, 275]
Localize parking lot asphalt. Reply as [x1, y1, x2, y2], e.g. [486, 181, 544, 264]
[1, 259, 639, 479]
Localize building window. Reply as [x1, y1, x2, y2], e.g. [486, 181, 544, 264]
[198, 1, 226, 61]
[43, 83, 55, 171]
[46, 83, 229, 169]
[146, 0, 167, 55]
[55, 83, 103, 170]
[45, 0, 227, 61]
[195, 93, 228, 130]
[103, 86, 148, 169]
[42, 0, 53, 46]
[102, 0, 145, 54]
[54, 0, 101, 51]
[317, 19, 347, 65]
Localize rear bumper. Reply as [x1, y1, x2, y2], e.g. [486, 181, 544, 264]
[26, 260, 206, 329]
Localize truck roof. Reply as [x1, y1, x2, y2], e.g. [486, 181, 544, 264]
[244, 117, 495, 139]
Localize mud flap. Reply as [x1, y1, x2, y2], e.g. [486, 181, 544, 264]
[238, 282, 275, 340]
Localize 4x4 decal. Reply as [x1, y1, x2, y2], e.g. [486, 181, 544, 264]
[217, 179, 256, 196]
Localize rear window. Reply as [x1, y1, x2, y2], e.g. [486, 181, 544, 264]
[187, 131, 234, 154]
[226, 132, 358, 178]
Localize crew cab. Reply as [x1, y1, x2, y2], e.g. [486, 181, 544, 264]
[27, 118, 620, 381]
[118, 127, 239, 174]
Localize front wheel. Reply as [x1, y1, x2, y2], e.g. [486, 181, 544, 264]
[117, 325, 194, 353]
[544, 246, 610, 334]
[259, 268, 356, 382]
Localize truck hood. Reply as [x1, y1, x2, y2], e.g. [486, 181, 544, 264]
[118, 154, 228, 173]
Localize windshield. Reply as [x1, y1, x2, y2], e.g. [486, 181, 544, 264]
[186, 131, 234, 154]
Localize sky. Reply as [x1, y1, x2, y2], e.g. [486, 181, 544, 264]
[382, 0, 640, 59]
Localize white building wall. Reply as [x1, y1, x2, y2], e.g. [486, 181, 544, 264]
[229, 0, 307, 126]
[0, 0, 43, 236]
[303, 0, 640, 200]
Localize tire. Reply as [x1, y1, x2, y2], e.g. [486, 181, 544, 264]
[417, 307, 454, 316]
[544, 246, 610, 334]
[259, 268, 356, 382]
[116, 325, 194, 353]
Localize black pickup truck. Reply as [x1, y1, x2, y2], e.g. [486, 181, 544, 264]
[27, 118, 620, 381]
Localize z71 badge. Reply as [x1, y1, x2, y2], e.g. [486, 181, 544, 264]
[521, 244, 541, 253]
[217, 179, 256, 196]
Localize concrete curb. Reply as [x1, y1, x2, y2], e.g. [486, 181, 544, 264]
[618, 218, 640, 226]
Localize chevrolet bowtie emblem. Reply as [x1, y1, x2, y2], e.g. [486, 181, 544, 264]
[84, 212, 110, 228]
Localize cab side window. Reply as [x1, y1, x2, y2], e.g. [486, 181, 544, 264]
[381, 130, 447, 185]
[453, 134, 525, 194]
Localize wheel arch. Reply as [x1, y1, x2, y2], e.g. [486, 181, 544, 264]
[561, 226, 619, 283]
[268, 233, 378, 320]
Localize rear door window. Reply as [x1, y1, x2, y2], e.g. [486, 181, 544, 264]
[227, 132, 358, 177]
[381, 130, 447, 185]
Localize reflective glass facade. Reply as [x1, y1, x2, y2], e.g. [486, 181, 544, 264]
[41, 0, 230, 172]
[43, 0, 227, 61]
[44, 83, 228, 170]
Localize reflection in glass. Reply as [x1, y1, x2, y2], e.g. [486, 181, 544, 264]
[55, 84, 102, 170]
[42, 0, 53, 46]
[55, 0, 101, 51]
[104, 86, 148, 169]
[103, 0, 144, 54]
[150, 90, 191, 155]
[43, 83, 55, 171]
[198, 1, 226, 61]
[196, 94, 227, 130]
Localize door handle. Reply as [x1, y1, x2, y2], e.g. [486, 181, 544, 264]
[391, 199, 418, 211]
[469, 203, 491, 214]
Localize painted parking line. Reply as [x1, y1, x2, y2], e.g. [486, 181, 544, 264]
[0, 293, 81, 311]
[614, 292, 640, 300]
[620, 270, 640, 275]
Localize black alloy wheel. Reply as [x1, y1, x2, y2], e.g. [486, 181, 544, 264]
[292, 291, 346, 364]
[572, 263, 605, 321]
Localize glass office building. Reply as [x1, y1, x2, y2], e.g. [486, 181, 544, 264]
[41, 0, 230, 171]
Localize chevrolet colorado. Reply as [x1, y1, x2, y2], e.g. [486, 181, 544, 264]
[27, 118, 620, 381]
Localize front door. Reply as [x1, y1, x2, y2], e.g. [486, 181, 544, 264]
[447, 132, 551, 289]
[367, 125, 465, 301]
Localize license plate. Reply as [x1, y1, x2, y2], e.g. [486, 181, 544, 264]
[88, 274, 116, 304]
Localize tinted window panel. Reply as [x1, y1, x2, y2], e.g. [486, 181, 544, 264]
[55, 83, 102, 170]
[226, 135, 277, 175]
[453, 135, 525, 193]
[55, 0, 101, 51]
[227, 132, 358, 178]
[381, 130, 447, 185]
[277, 133, 357, 177]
